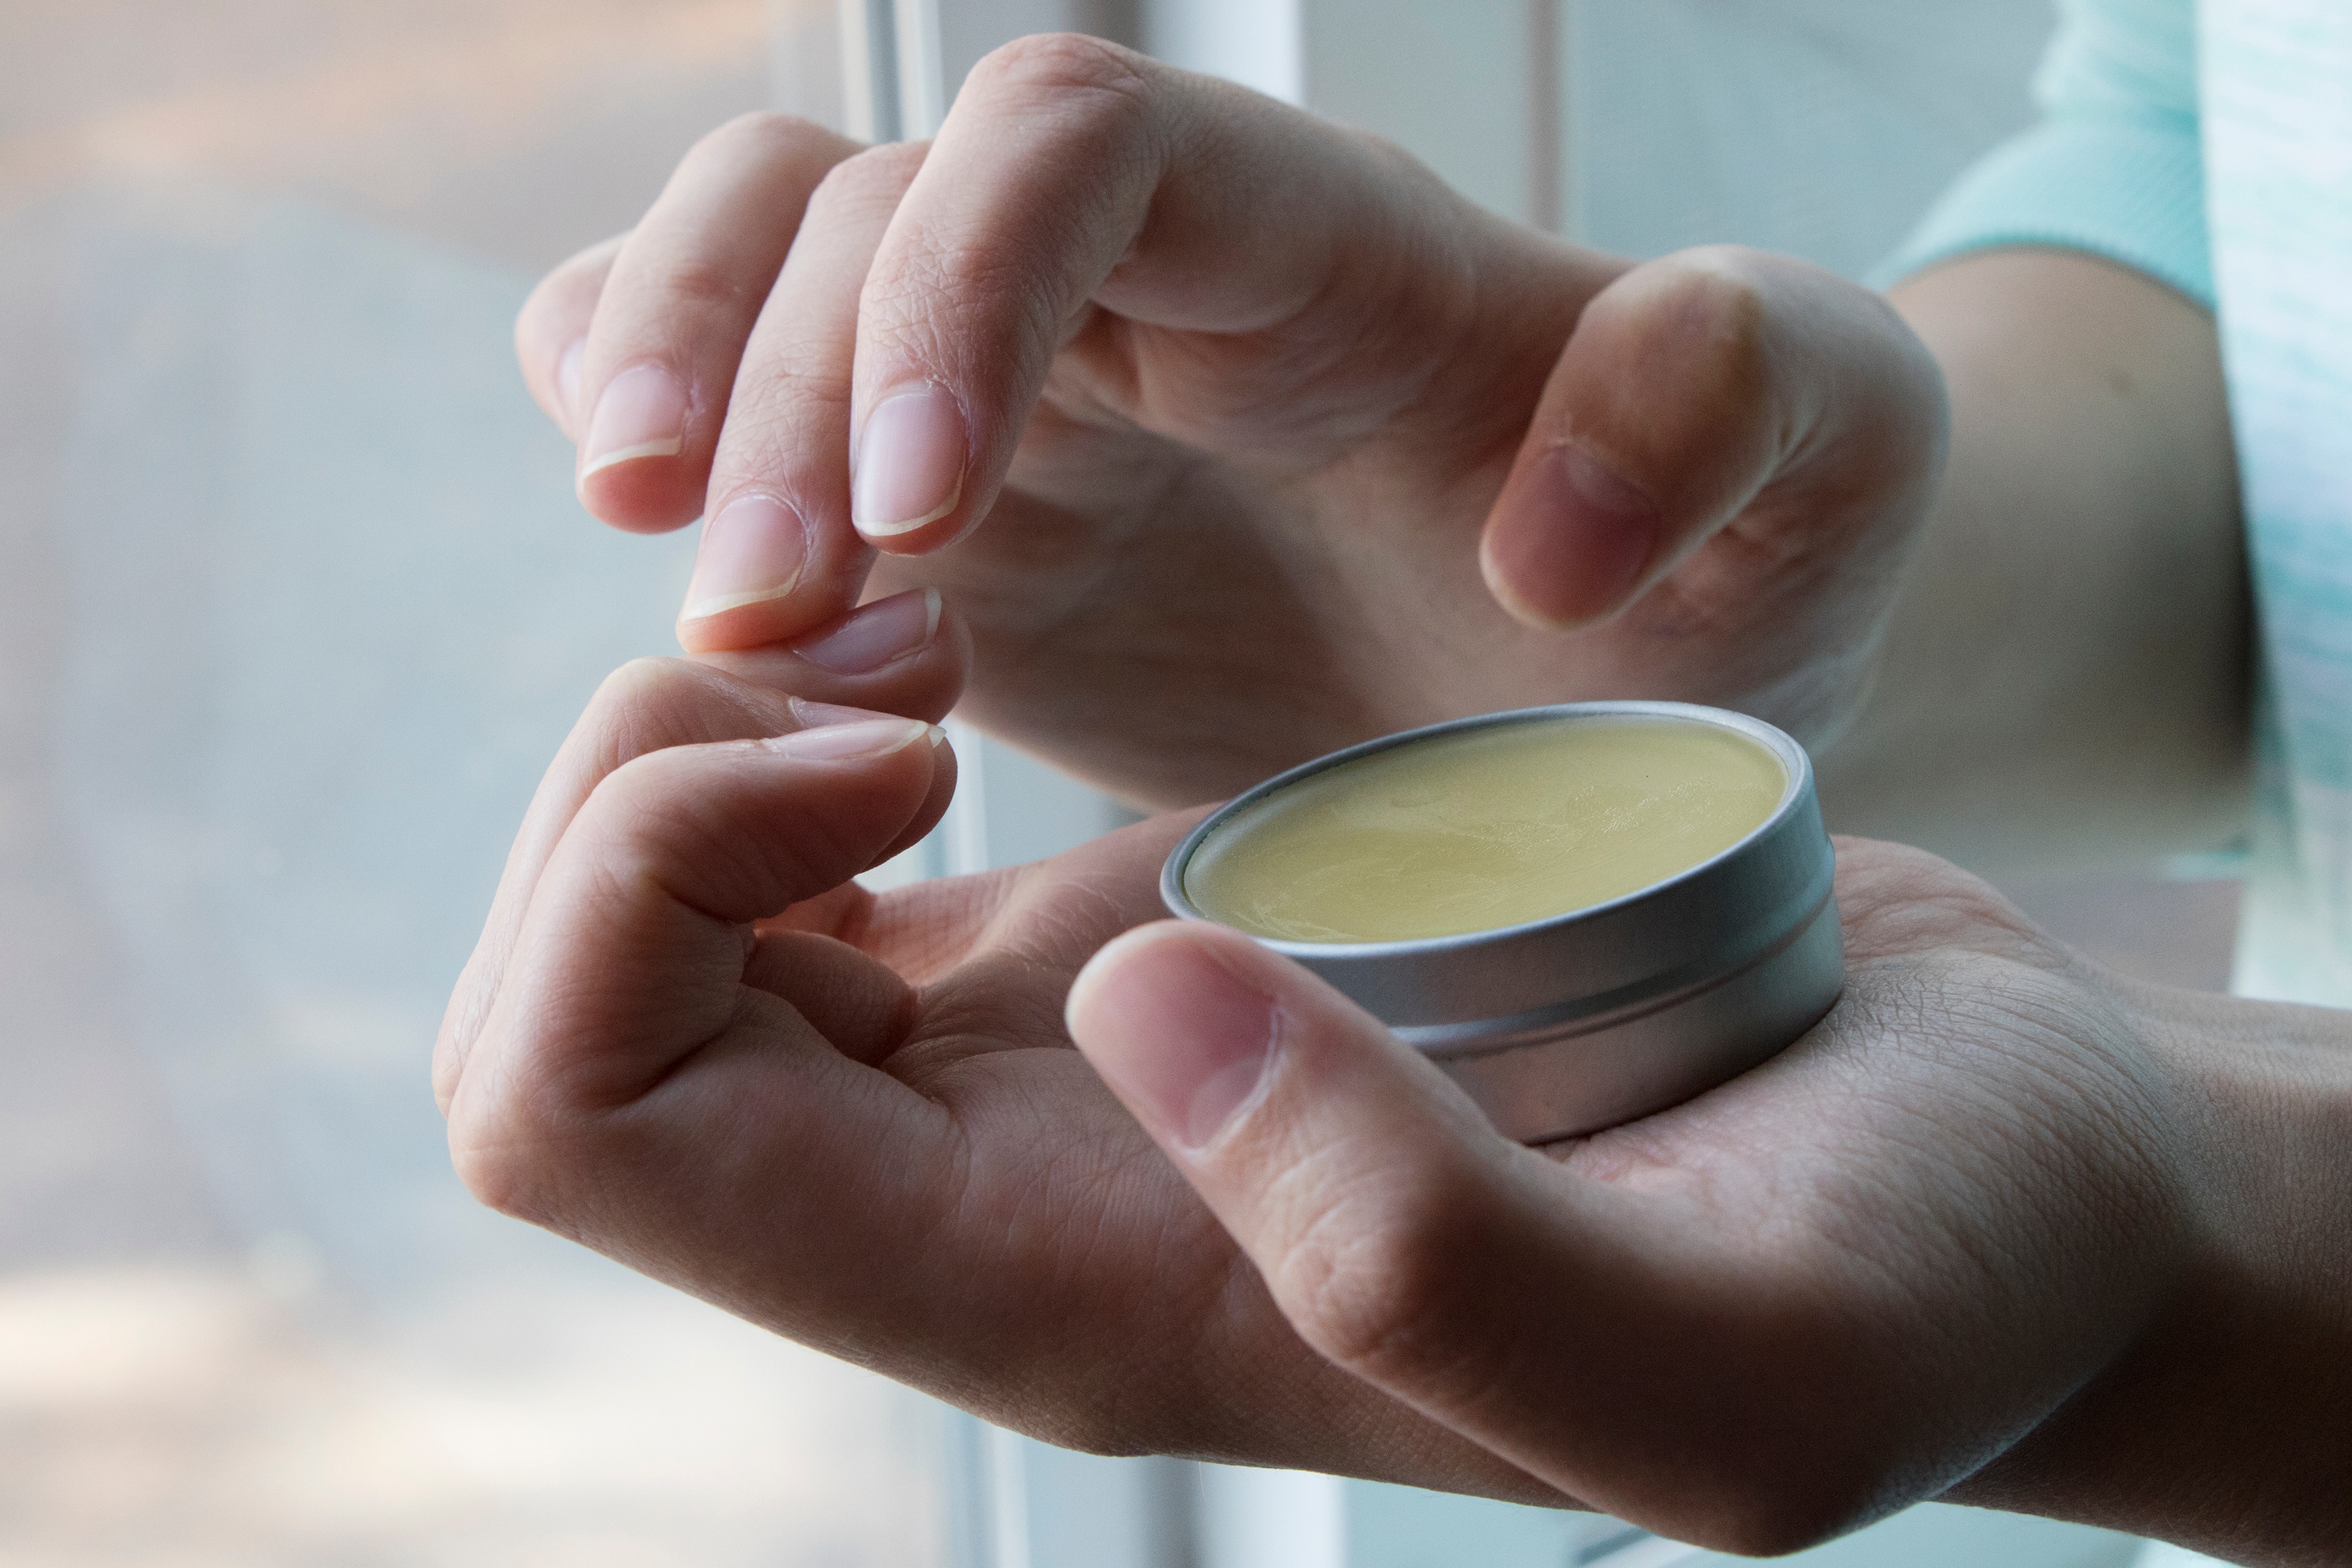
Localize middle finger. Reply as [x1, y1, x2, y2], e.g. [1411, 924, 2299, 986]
[678, 140, 932, 651]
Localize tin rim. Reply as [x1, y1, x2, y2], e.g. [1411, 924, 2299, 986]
[1160, 700, 1815, 960]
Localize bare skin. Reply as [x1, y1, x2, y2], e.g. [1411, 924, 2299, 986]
[1832, 253, 2247, 876]
[438, 643, 2349, 1561]
[444, 29, 2334, 1562]
[521, 38, 1944, 808]
[517, 42, 2245, 880]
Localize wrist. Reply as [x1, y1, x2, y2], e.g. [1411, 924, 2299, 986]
[1962, 979, 2352, 1560]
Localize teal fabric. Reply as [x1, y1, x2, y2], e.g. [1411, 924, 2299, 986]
[2198, 3, 2352, 1007]
[1874, 0, 2212, 303]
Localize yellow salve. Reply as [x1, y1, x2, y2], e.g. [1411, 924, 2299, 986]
[1185, 719, 1787, 943]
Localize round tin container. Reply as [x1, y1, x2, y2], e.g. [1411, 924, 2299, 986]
[1160, 702, 1844, 1143]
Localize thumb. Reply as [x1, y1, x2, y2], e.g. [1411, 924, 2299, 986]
[1065, 922, 1592, 1455]
[1479, 245, 1944, 629]
[1065, 921, 1850, 1548]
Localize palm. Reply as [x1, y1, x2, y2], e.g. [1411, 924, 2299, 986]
[1519, 840, 2177, 1515]
[450, 653, 2157, 1514]
[642, 809, 1537, 1491]
[561, 821, 2178, 1512]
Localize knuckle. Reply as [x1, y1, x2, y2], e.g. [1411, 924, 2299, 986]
[709, 367, 847, 457]
[650, 250, 760, 316]
[1015, 1399, 1154, 1462]
[1654, 254, 1772, 363]
[860, 261, 1031, 375]
[450, 1130, 549, 1225]
[583, 657, 721, 773]
[687, 108, 843, 171]
[1686, 1451, 1894, 1560]
[1273, 1164, 1498, 1391]
[586, 654, 689, 728]
[598, 748, 834, 921]
[1586, 253, 1782, 434]
[805, 140, 926, 220]
[1672, 240, 1778, 282]
[1683, 1486, 1861, 1560]
[966, 31, 1152, 110]
[448, 1081, 592, 1230]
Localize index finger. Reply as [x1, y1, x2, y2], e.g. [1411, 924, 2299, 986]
[837, 35, 1459, 551]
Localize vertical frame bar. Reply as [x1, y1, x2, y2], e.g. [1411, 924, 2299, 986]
[840, 0, 905, 140]
[894, 0, 951, 138]
[1527, 0, 1565, 235]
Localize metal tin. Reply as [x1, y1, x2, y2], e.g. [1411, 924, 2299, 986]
[1160, 702, 1843, 1144]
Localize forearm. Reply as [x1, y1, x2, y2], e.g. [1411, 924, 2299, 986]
[1958, 981, 2352, 1562]
[1816, 249, 2251, 879]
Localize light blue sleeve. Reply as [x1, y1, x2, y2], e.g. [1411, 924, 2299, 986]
[1873, 0, 2213, 308]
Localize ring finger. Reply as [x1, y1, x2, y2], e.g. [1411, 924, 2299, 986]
[572, 112, 863, 534]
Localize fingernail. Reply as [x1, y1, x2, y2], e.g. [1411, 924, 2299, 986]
[792, 589, 940, 674]
[1086, 936, 1279, 1151]
[681, 496, 811, 621]
[579, 363, 689, 482]
[762, 717, 932, 760]
[555, 338, 584, 429]
[853, 385, 966, 537]
[787, 696, 889, 729]
[1552, 444, 1659, 615]
[1490, 443, 1661, 627]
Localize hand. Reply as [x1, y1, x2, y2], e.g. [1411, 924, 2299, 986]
[439, 630, 2349, 1559]
[435, 634, 1563, 1503]
[518, 36, 1946, 808]
[1068, 849, 2352, 1561]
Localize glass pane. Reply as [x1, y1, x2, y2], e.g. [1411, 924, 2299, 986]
[1, 3, 947, 1562]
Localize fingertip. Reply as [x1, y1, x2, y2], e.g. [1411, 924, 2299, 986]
[576, 463, 706, 535]
[787, 587, 943, 674]
[576, 363, 706, 532]
[760, 713, 934, 760]
[1480, 443, 1662, 629]
[676, 495, 831, 646]
[554, 338, 585, 436]
[851, 384, 972, 551]
[683, 589, 968, 728]
[677, 600, 801, 653]
[887, 716, 958, 860]
[1477, 527, 1573, 632]
[1068, 921, 1284, 1152]
[517, 233, 625, 439]
[1069, 920, 1228, 1034]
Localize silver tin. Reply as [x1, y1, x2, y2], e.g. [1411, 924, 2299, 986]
[1160, 702, 1843, 1144]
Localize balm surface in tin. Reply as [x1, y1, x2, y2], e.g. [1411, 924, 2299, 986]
[1160, 702, 1844, 1143]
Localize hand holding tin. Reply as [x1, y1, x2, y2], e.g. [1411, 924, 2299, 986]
[441, 641, 2351, 1562]
[518, 35, 1945, 806]
[1072, 842, 2352, 1561]
[436, 641, 1557, 1508]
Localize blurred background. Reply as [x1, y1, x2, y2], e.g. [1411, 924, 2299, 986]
[0, 1, 2221, 1565]
[3, 3, 953, 1565]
